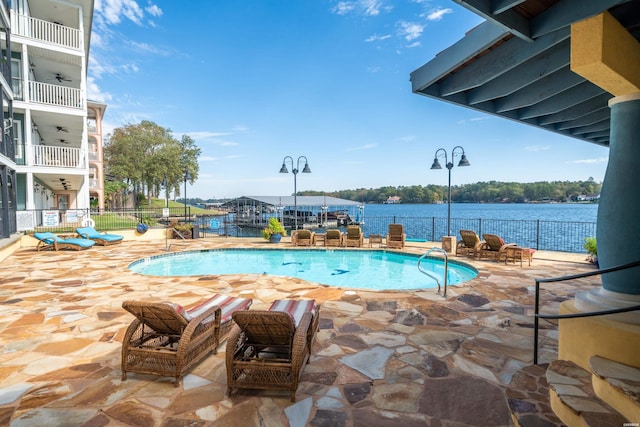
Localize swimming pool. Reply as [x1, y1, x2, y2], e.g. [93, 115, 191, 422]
[128, 249, 478, 291]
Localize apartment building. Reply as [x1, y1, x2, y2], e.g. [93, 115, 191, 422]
[8, 0, 95, 235]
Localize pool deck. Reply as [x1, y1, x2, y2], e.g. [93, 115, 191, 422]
[0, 236, 598, 426]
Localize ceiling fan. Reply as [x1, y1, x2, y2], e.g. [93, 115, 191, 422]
[51, 73, 72, 83]
[59, 139, 69, 144]
[56, 126, 69, 133]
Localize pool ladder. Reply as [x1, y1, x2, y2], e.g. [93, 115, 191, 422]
[418, 247, 449, 298]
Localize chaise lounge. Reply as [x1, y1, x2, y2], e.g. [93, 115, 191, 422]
[121, 294, 252, 386]
[226, 299, 320, 401]
[386, 224, 406, 249]
[291, 229, 315, 246]
[76, 226, 124, 246]
[33, 232, 96, 251]
[479, 233, 517, 262]
[457, 229, 482, 258]
[345, 225, 364, 247]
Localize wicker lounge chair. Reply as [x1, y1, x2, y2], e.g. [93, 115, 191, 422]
[386, 224, 406, 249]
[121, 294, 252, 386]
[32, 232, 96, 251]
[291, 229, 315, 246]
[456, 230, 482, 257]
[479, 234, 517, 262]
[76, 226, 124, 245]
[325, 229, 343, 247]
[226, 299, 320, 401]
[345, 225, 364, 247]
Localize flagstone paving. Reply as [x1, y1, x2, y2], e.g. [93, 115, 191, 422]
[0, 236, 598, 426]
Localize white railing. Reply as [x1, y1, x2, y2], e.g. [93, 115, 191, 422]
[12, 13, 81, 50]
[88, 151, 98, 161]
[28, 81, 84, 109]
[32, 145, 85, 168]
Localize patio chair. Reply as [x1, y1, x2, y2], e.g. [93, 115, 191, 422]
[386, 224, 406, 249]
[291, 229, 315, 246]
[456, 230, 482, 257]
[344, 225, 364, 247]
[479, 234, 517, 262]
[325, 229, 343, 247]
[76, 226, 124, 246]
[121, 294, 253, 386]
[226, 299, 320, 402]
[32, 232, 96, 251]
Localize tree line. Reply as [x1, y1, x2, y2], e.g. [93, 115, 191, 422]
[299, 179, 601, 204]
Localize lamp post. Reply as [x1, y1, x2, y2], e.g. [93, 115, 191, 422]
[161, 175, 169, 208]
[183, 169, 191, 223]
[431, 146, 470, 237]
[279, 156, 311, 230]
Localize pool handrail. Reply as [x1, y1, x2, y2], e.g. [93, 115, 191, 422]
[418, 247, 449, 297]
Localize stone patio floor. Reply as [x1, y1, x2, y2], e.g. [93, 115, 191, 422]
[0, 237, 601, 426]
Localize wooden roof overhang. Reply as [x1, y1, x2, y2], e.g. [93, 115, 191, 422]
[410, 0, 640, 147]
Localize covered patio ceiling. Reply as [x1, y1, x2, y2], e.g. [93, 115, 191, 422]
[410, 0, 640, 147]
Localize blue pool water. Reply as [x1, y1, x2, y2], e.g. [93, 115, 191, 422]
[128, 249, 478, 291]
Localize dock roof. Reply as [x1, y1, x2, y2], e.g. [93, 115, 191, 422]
[223, 196, 361, 207]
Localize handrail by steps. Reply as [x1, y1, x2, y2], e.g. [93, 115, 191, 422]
[533, 259, 640, 365]
[418, 247, 449, 297]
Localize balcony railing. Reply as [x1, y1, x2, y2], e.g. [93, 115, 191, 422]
[11, 13, 81, 50]
[89, 178, 99, 188]
[32, 145, 84, 168]
[28, 81, 84, 110]
[88, 151, 98, 161]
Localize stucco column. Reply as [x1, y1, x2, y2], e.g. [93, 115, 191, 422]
[597, 93, 640, 294]
[575, 93, 640, 322]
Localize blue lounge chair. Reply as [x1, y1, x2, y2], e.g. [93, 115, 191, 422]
[33, 232, 96, 251]
[76, 226, 124, 246]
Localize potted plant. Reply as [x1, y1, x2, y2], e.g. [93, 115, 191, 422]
[583, 237, 598, 266]
[262, 217, 286, 243]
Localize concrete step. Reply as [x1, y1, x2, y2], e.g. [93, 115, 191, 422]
[546, 359, 630, 426]
[589, 355, 640, 422]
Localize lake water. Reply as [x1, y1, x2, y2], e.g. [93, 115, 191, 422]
[361, 203, 598, 223]
[206, 203, 598, 253]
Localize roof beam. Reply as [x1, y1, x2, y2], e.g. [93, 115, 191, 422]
[570, 119, 610, 135]
[556, 109, 611, 130]
[492, 0, 526, 15]
[454, 0, 532, 40]
[440, 27, 569, 96]
[495, 67, 584, 112]
[532, 0, 631, 38]
[517, 81, 605, 119]
[538, 93, 612, 125]
[468, 38, 570, 104]
[410, 21, 508, 93]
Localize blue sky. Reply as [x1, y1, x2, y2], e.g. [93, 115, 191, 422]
[88, 0, 610, 199]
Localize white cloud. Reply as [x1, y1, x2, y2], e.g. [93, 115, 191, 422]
[570, 157, 608, 164]
[367, 66, 381, 73]
[331, 0, 389, 16]
[145, 3, 163, 17]
[406, 41, 421, 48]
[426, 8, 453, 21]
[524, 145, 551, 152]
[365, 34, 391, 42]
[184, 131, 233, 140]
[97, 0, 145, 25]
[348, 143, 377, 151]
[87, 76, 113, 103]
[397, 21, 424, 41]
[129, 41, 169, 55]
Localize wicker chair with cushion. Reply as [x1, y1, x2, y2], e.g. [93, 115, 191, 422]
[291, 229, 315, 246]
[386, 224, 406, 249]
[345, 225, 364, 247]
[226, 299, 320, 402]
[456, 230, 482, 257]
[479, 234, 517, 262]
[325, 229, 343, 247]
[121, 294, 252, 386]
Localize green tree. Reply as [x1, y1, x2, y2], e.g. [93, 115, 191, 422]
[104, 121, 201, 205]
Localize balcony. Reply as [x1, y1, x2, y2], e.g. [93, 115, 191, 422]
[33, 145, 85, 168]
[11, 13, 81, 51]
[25, 80, 84, 110]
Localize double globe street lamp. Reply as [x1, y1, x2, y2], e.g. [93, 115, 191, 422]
[431, 146, 470, 240]
[279, 156, 311, 230]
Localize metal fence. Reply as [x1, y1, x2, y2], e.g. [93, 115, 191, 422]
[21, 209, 596, 253]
